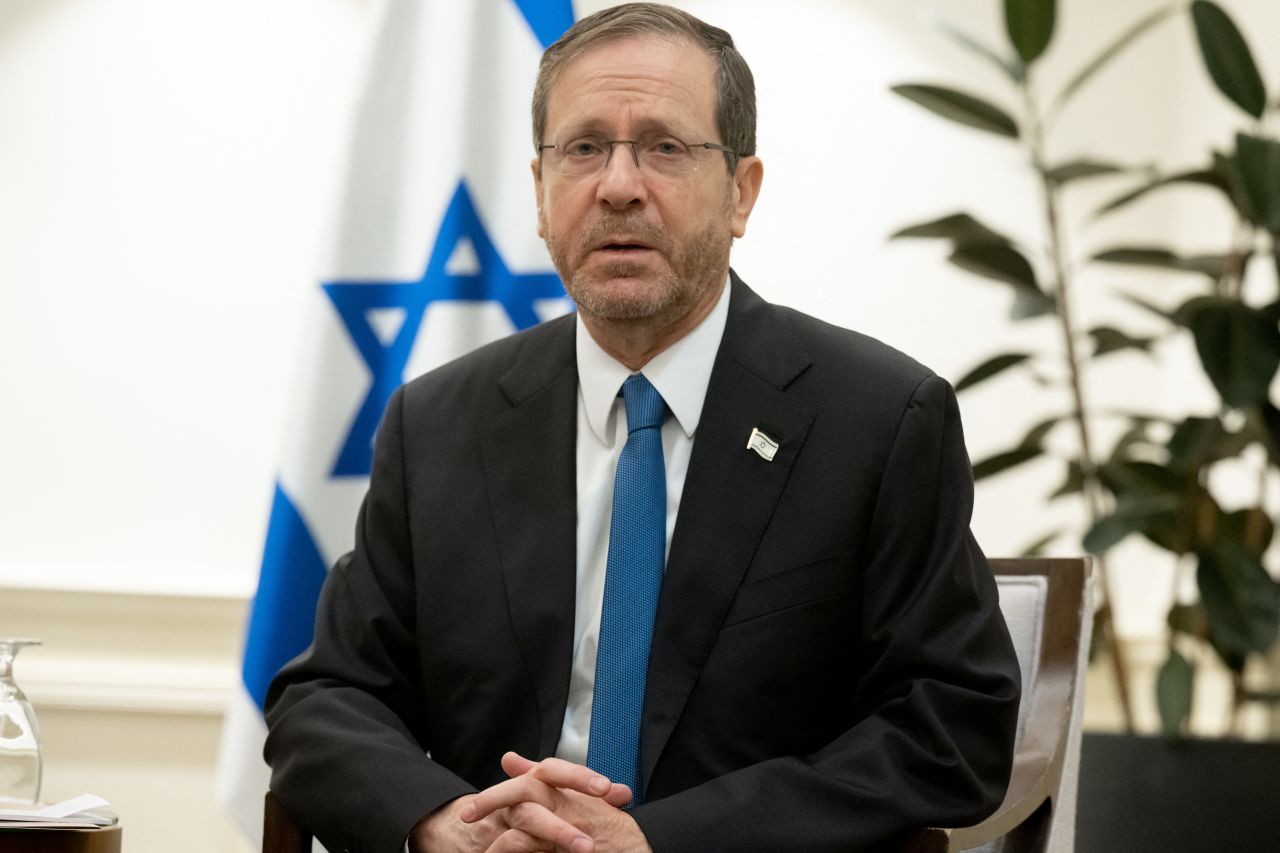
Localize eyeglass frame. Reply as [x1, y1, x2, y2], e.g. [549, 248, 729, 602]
[536, 137, 742, 178]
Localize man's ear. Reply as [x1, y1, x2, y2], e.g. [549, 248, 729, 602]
[729, 156, 764, 239]
[531, 157, 546, 238]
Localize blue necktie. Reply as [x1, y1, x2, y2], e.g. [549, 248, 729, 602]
[587, 373, 666, 805]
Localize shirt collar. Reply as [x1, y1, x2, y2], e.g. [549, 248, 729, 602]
[577, 276, 731, 445]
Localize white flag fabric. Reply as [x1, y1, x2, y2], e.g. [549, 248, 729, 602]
[215, 0, 574, 842]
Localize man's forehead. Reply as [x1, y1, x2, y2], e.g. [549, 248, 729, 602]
[544, 33, 716, 132]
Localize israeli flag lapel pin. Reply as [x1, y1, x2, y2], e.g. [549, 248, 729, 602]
[747, 427, 779, 462]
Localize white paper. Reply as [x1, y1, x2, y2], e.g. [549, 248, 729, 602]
[0, 793, 110, 821]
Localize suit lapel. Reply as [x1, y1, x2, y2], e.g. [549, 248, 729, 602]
[640, 276, 816, 788]
[480, 317, 579, 758]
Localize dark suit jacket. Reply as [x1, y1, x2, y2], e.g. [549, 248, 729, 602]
[264, 274, 1020, 853]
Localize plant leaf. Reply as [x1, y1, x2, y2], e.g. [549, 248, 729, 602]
[1082, 509, 1142, 553]
[1213, 149, 1262, 223]
[1259, 300, 1280, 326]
[1044, 158, 1127, 185]
[1010, 288, 1057, 320]
[1099, 460, 1190, 496]
[1234, 133, 1280, 233]
[1089, 325, 1154, 357]
[1004, 0, 1056, 65]
[1083, 493, 1181, 553]
[948, 243, 1038, 289]
[1155, 649, 1195, 738]
[1167, 416, 1227, 472]
[954, 352, 1033, 392]
[1095, 169, 1228, 218]
[1048, 460, 1084, 500]
[891, 213, 1012, 245]
[972, 446, 1042, 481]
[1259, 402, 1280, 466]
[1197, 544, 1280, 658]
[1217, 508, 1274, 559]
[1171, 294, 1220, 327]
[947, 242, 1056, 320]
[1188, 299, 1280, 407]
[1051, 5, 1179, 116]
[1181, 254, 1234, 279]
[930, 13, 1026, 82]
[1093, 246, 1231, 280]
[1094, 246, 1183, 269]
[1019, 414, 1061, 449]
[1117, 292, 1177, 323]
[1191, 1, 1268, 119]
[891, 84, 1020, 138]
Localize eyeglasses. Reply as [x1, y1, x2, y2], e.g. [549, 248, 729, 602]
[537, 134, 739, 179]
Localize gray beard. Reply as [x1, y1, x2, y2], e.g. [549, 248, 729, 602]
[546, 212, 731, 323]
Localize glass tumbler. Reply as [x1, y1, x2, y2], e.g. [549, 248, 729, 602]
[0, 638, 42, 805]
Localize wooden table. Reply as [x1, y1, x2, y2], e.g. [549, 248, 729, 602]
[0, 824, 121, 852]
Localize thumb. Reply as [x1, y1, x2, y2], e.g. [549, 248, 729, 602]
[500, 750, 537, 778]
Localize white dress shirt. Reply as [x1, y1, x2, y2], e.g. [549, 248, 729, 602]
[405, 282, 729, 848]
[555, 279, 730, 765]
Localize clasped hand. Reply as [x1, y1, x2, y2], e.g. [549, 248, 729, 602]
[412, 752, 651, 853]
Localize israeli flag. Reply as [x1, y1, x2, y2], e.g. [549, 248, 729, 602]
[215, 0, 575, 842]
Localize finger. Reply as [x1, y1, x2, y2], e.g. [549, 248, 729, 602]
[483, 825, 558, 853]
[502, 753, 632, 807]
[504, 753, 613, 798]
[602, 783, 633, 809]
[504, 800, 594, 853]
[464, 775, 554, 822]
[501, 751, 538, 778]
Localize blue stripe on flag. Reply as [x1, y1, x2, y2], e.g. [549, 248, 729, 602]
[513, 0, 574, 50]
[241, 482, 328, 710]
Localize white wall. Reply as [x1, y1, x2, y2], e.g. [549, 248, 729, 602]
[2, 1, 1278, 850]
[7, 0, 1276, 613]
[0, 0, 373, 598]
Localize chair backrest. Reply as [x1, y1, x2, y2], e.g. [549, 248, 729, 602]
[944, 557, 1093, 853]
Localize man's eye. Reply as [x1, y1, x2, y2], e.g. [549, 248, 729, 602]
[566, 140, 604, 157]
[648, 139, 686, 157]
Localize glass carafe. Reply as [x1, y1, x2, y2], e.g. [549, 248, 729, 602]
[0, 638, 42, 805]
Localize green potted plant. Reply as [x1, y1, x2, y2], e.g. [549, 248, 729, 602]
[890, 0, 1280, 740]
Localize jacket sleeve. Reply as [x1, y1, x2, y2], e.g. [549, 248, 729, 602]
[263, 387, 474, 853]
[631, 375, 1022, 852]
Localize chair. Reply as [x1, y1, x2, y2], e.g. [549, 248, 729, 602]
[903, 557, 1094, 853]
[264, 557, 1093, 853]
[264, 791, 309, 853]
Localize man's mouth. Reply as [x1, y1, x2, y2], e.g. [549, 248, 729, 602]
[592, 240, 656, 255]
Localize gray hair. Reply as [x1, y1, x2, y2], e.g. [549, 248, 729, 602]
[532, 3, 756, 171]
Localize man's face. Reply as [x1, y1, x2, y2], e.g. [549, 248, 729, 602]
[533, 35, 757, 326]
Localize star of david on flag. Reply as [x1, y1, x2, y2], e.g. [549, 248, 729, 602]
[215, 1, 576, 842]
[325, 181, 565, 478]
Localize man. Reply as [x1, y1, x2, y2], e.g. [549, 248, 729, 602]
[264, 5, 1020, 852]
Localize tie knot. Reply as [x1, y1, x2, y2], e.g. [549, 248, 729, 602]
[621, 374, 665, 433]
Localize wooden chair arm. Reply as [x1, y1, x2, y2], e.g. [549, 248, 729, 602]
[903, 557, 1087, 853]
[264, 791, 311, 853]
[946, 663, 1072, 848]
[902, 678, 1067, 852]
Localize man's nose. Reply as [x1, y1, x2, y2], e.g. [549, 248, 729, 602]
[596, 142, 647, 209]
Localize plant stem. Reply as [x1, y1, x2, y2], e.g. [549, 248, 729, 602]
[1024, 82, 1137, 732]
[1273, 240, 1280, 299]
[1230, 670, 1243, 736]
